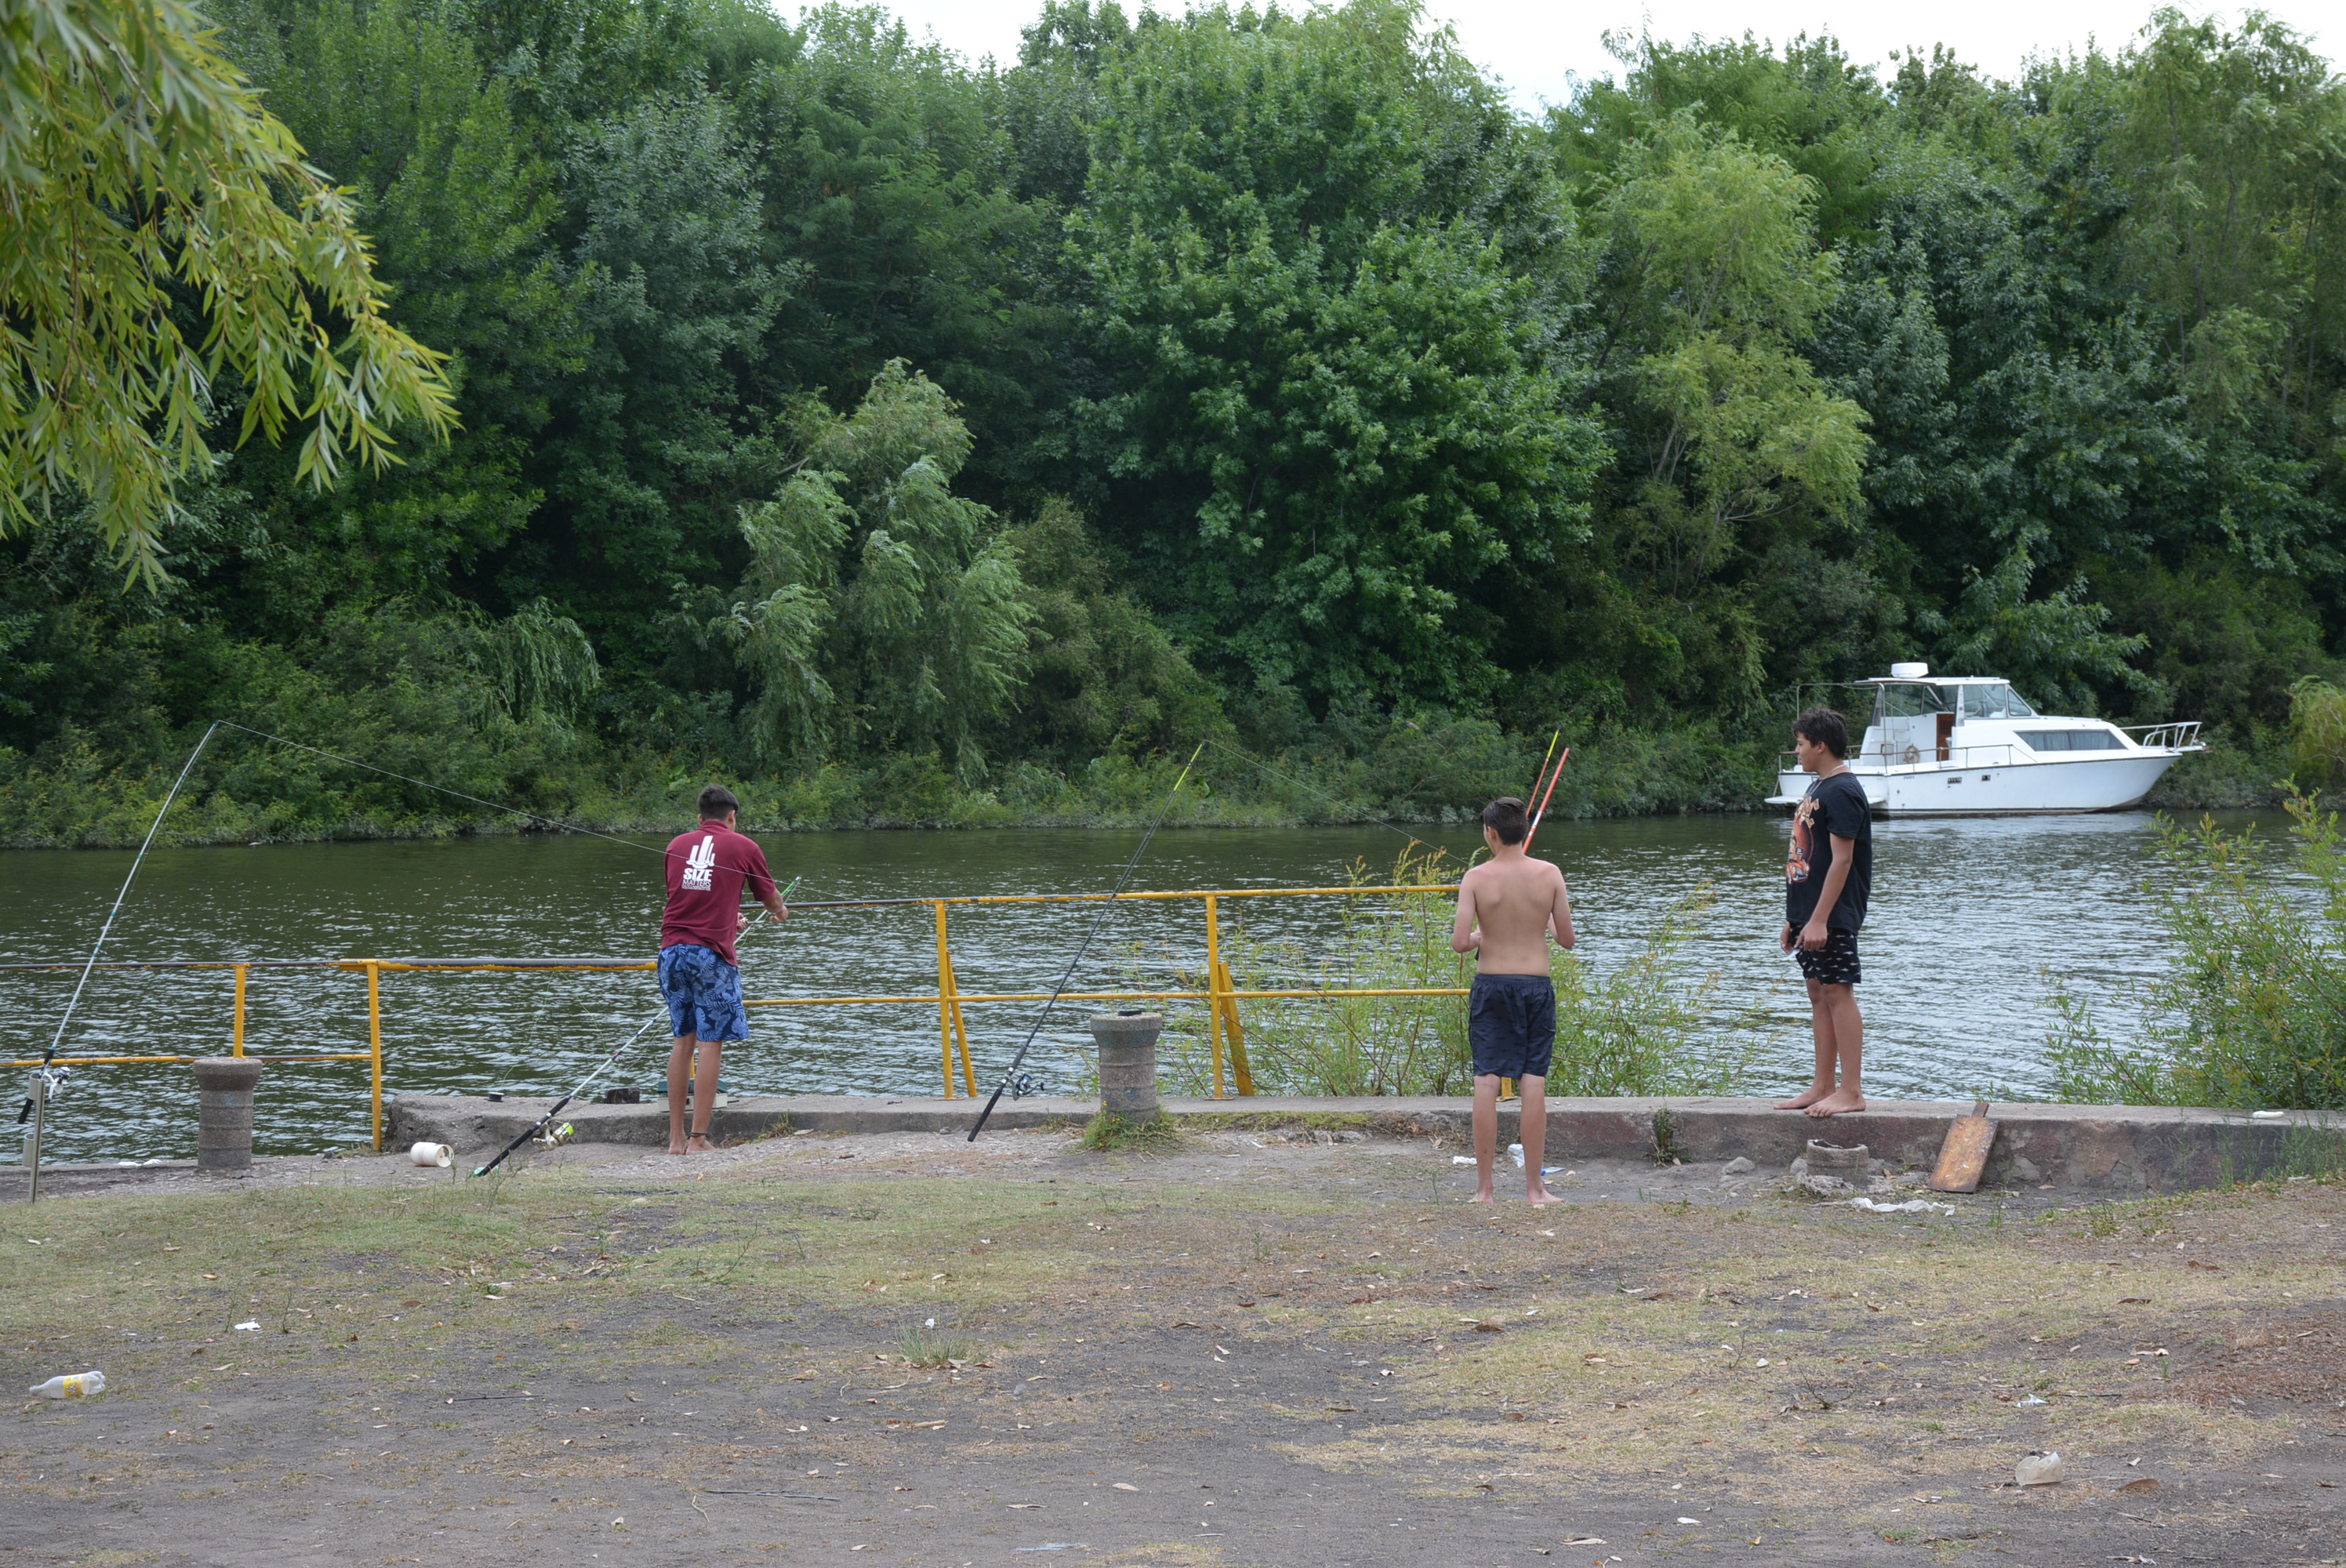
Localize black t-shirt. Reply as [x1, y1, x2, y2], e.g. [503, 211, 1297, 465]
[1786, 770, 1872, 931]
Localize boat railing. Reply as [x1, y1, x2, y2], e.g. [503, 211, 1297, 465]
[1781, 742, 2028, 772]
[1, 883, 1473, 1148]
[2120, 720, 2203, 751]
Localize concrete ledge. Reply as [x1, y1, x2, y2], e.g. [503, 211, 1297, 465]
[385, 1091, 2343, 1192]
[0, 1159, 206, 1194]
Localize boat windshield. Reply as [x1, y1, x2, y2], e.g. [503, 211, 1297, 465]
[1960, 683, 2037, 720]
[1876, 682, 1955, 718]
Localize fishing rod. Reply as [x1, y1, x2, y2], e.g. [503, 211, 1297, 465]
[1524, 746, 1571, 847]
[470, 876, 799, 1178]
[19, 723, 220, 1205]
[966, 745, 1203, 1142]
[1527, 728, 1560, 809]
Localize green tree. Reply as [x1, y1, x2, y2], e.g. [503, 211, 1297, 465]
[1071, 0, 1605, 710]
[1001, 497, 1220, 764]
[1570, 111, 1869, 711]
[722, 361, 1033, 778]
[1, 0, 456, 584]
[206, 0, 591, 608]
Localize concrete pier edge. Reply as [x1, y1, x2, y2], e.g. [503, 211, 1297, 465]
[372, 1091, 2346, 1193]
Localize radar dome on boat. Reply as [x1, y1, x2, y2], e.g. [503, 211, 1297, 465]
[1888, 662, 1930, 679]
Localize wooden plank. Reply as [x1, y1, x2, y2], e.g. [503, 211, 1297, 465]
[1928, 1098, 1998, 1192]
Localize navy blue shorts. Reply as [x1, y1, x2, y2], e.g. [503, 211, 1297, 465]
[1468, 972, 1556, 1080]
[659, 943, 750, 1042]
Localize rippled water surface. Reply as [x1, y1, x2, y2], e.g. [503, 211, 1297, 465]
[0, 809, 2232, 1161]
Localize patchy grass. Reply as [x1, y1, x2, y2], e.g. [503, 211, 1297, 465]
[2, 1134, 2340, 1564]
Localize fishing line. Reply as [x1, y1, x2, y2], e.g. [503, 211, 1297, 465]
[1199, 729, 1579, 858]
[1194, 736, 1436, 854]
[471, 877, 799, 1178]
[966, 744, 1204, 1142]
[18, 722, 221, 1204]
[212, 721, 852, 901]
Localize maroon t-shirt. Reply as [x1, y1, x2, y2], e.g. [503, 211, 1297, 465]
[660, 820, 778, 966]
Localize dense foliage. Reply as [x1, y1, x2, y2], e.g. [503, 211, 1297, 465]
[2049, 796, 2346, 1112]
[0, 0, 455, 585]
[5, 0, 2344, 841]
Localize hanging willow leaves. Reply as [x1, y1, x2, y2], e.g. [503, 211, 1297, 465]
[0, 0, 456, 583]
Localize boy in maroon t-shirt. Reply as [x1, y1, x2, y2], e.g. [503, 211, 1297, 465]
[660, 785, 788, 1154]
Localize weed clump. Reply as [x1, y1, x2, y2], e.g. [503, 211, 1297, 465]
[897, 1326, 979, 1367]
[1080, 1109, 1181, 1152]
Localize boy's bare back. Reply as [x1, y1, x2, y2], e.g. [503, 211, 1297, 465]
[1454, 853, 1574, 975]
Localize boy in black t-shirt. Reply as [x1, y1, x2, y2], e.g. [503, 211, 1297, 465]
[1776, 707, 1873, 1117]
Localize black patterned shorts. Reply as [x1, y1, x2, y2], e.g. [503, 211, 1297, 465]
[1794, 929, 1861, 985]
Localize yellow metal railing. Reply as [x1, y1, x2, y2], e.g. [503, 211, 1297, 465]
[771, 885, 1463, 1098]
[2, 956, 651, 1149]
[2, 884, 1469, 1137]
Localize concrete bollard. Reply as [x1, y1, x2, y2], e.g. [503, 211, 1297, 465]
[191, 1058, 265, 1173]
[1091, 1011, 1163, 1117]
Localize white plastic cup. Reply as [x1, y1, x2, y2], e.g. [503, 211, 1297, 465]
[409, 1141, 453, 1168]
[2015, 1450, 2065, 1486]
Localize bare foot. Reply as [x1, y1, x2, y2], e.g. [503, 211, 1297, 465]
[1525, 1185, 1561, 1206]
[1774, 1085, 1833, 1111]
[685, 1135, 715, 1153]
[1468, 1188, 1494, 1203]
[1805, 1090, 1867, 1118]
[666, 1140, 687, 1156]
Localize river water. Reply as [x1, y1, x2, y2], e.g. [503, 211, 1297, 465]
[0, 811, 2221, 1163]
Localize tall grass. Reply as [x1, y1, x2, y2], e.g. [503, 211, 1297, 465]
[1135, 848, 1763, 1098]
[2047, 793, 2346, 1110]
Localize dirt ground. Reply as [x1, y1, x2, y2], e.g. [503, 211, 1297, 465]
[3, 1122, 2341, 1567]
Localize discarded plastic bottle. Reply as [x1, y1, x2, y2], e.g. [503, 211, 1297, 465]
[29, 1370, 105, 1399]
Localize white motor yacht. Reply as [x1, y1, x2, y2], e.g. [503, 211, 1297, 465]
[1767, 663, 2204, 816]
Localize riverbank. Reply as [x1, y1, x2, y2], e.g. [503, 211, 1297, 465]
[5, 1127, 2340, 1566]
[0, 717, 2293, 850]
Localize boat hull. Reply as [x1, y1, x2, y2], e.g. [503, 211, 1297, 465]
[1770, 752, 2185, 816]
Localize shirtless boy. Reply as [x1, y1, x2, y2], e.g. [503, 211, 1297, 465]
[1451, 797, 1576, 1204]
[659, 785, 788, 1154]
[1776, 708, 1872, 1117]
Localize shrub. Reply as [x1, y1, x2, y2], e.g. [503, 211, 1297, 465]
[2047, 794, 2346, 1110]
[1141, 847, 1764, 1098]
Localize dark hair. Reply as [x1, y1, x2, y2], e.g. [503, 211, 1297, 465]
[1793, 707, 1849, 759]
[1480, 797, 1531, 845]
[698, 784, 742, 822]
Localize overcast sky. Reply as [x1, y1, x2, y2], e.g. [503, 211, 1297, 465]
[848, 1, 2328, 115]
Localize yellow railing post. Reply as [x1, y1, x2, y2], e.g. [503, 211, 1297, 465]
[933, 902, 968, 1098]
[231, 963, 247, 1056]
[945, 916, 974, 1097]
[364, 960, 384, 1151]
[1204, 895, 1227, 1098]
[1216, 956, 1256, 1096]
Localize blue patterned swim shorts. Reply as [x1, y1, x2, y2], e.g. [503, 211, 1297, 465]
[659, 942, 750, 1042]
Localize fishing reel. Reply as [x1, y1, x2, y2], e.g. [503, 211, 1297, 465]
[1006, 1071, 1044, 1102]
[16, 1064, 73, 1124]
